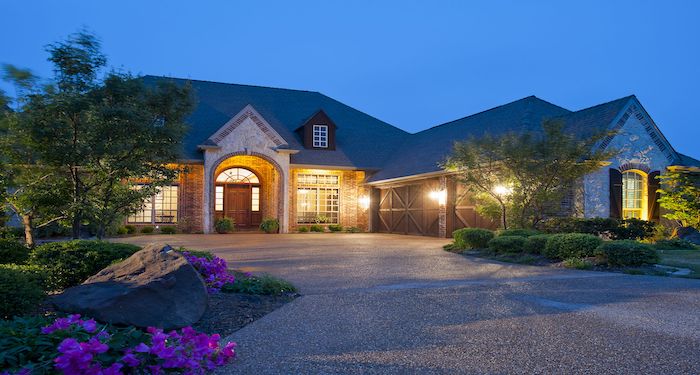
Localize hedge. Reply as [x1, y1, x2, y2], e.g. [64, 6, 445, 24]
[496, 229, 540, 237]
[0, 266, 46, 319]
[543, 233, 603, 260]
[452, 228, 495, 250]
[0, 239, 30, 265]
[595, 240, 659, 267]
[523, 234, 552, 255]
[488, 236, 527, 254]
[28, 240, 141, 290]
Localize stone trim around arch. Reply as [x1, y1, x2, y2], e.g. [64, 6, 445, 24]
[617, 162, 652, 174]
[208, 105, 287, 147]
[204, 151, 288, 233]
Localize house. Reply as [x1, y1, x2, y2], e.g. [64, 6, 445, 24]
[128, 76, 700, 237]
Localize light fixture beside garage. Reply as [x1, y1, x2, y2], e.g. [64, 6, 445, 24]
[429, 189, 447, 205]
[359, 195, 370, 210]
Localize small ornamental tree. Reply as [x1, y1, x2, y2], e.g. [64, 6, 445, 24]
[444, 120, 617, 229]
[657, 170, 700, 229]
[1, 31, 193, 240]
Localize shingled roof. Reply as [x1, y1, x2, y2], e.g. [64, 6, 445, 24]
[367, 96, 572, 182]
[144, 76, 410, 169]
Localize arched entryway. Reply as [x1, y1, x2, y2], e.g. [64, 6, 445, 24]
[215, 167, 262, 228]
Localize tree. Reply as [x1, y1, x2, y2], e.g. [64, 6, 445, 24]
[444, 120, 617, 228]
[1, 31, 193, 241]
[657, 170, 700, 229]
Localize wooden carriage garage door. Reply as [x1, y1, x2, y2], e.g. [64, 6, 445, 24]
[376, 179, 440, 236]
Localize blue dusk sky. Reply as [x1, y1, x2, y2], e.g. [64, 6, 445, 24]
[1, 1, 698, 157]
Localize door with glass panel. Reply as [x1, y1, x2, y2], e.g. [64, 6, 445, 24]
[214, 168, 262, 228]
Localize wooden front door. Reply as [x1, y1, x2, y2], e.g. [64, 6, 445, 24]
[225, 185, 251, 227]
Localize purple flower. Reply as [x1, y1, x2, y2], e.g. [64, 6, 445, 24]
[81, 319, 97, 333]
[121, 352, 140, 367]
[183, 253, 235, 293]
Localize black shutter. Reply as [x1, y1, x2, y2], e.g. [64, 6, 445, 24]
[609, 168, 623, 218]
[648, 171, 661, 221]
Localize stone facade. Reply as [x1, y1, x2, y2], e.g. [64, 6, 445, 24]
[583, 101, 675, 218]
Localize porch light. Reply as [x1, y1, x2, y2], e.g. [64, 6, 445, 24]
[359, 195, 370, 210]
[429, 189, 447, 205]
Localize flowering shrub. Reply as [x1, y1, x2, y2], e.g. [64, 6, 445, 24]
[0, 314, 236, 374]
[182, 252, 235, 293]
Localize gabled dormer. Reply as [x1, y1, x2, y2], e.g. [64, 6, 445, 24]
[297, 110, 337, 150]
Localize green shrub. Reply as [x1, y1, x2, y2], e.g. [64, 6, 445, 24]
[543, 233, 603, 260]
[523, 234, 552, 255]
[0, 266, 46, 319]
[0, 239, 30, 264]
[160, 226, 177, 234]
[0, 226, 24, 239]
[488, 236, 527, 254]
[613, 218, 656, 241]
[298, 226, 309, 233]
[539, 217, 655, 240]
[345, 226, 362, 233]
[0, 264, 49, 291]
[595, 240, 659, 267]
[654, 238, 697, 250]
[497, 228, 540, 237]
[452, 228, 495, 250]
[259, 218, 280, 234]
[222, 274, 297, 295]
[140, 226, 155, 234]
[115, 226, 129, 235]
[309, 224, 324, 232]
[28, 240, 141, 290]
[214, 217, 235, 234]
[328, 224, 343, 232]
[124, 225, 137, 234]
[562, 257, 594, 270]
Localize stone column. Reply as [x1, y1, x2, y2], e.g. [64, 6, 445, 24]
[438, 176, 448, 238]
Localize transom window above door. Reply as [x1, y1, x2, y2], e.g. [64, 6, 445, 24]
[216, 168, 260, 184]
[313, 125, 328, 148]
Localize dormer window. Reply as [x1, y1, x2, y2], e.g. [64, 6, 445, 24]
[313, 125, 329, 148]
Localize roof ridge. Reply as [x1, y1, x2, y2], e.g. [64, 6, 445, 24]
[417, 95, 560, 134]
[143, 75, 320, 94]
[314, 92, 411, 136]
[569, 95, 635, 114]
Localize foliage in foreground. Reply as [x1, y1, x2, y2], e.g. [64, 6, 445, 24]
[0, 266, 46, 319]
[28, 241, 141, 291]
[0, 314, 235, 374]
[487, 236, 527, 254]
[0, 239, 30, 265]
[542, 233, 603, 260]
[538, 217, 656, 240]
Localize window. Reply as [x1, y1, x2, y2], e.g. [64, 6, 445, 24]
[296, 174, 339, 224]
[252, 187, 260, 212]
[215, 186, 224, 211]
[312, 125, 328, 148]
[622, 171, 645, 219]
[127, 185, 178, 224]
[216, 168, 259, 183]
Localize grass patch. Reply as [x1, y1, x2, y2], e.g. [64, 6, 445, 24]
[656, 249, 700, 278]
[222, 273, 297, 296]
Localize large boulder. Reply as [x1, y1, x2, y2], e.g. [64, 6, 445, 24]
[675, 227, 700, 245]
[53, 243, 208, 330]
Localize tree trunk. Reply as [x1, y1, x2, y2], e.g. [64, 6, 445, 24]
[22, 214, 34, 247]
[72, 213, 81, 239]
[96, 224, 105, 240]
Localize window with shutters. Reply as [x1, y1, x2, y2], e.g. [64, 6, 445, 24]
[622, 170, 647, 220]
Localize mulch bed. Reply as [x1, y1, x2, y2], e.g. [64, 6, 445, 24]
[193, 292, 298, 337]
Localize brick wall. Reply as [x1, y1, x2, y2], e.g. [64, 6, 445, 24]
[178, 163, 204, 233]
[289, 168, 369, 231]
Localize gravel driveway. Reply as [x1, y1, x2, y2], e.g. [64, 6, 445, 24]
[121, 233, 700, 374]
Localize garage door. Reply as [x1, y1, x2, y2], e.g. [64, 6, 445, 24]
[376, 179, 440, 236]
[449, 182, 497, 232]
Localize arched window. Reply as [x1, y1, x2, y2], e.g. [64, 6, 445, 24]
[622, 170, 646, 219]
[216, 168, 259, 184]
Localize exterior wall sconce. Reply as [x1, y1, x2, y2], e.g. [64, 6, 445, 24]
[359, 195, 370, 210]
[429, 189, 447, 205]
